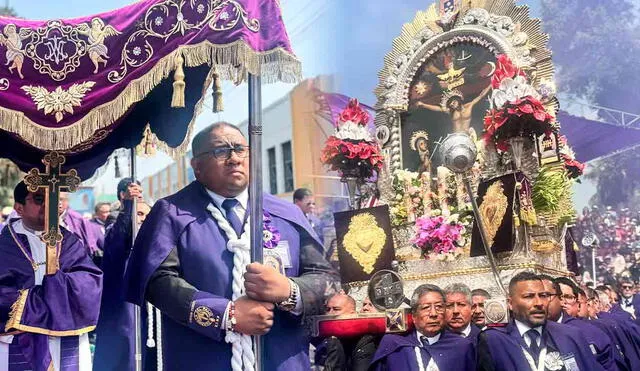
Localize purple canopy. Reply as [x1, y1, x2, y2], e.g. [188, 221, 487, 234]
[0, 0, 300, 178]
[558, 111, 640, 163]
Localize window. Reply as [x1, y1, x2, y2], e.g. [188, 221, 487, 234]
[282, 141, 293, 192]
[170, 164, 178, 192]
[268, 147, 277, 194]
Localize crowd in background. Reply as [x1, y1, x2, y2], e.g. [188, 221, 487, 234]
[574, 205, 640, 285]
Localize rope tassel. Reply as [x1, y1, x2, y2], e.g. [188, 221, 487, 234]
[171, 54, 186, 108]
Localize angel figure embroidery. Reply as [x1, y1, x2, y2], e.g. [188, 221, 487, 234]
[415, 86, 491, 132]
[0, 24, 28, 79]
[77, 18, 121, 74]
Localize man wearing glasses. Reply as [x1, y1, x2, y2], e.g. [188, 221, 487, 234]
[477, 272, 602, 371]
[370, 284, 476, 370]
[539, 275, 617, 370]
[0, 181, 102, 370]
[125, 122, 339, 371]
[618, 278, 640, 319]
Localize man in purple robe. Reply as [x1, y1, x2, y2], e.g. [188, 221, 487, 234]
[370, 284, 476, 370]
[444, 283, 481, 346]
[0, 182, 102, 371]
[93, 180, 151, 371]
[539, 275, 617, 370]
[59, 192, 103, 258]
[477, 272, 604, 371]
[125, 122, 339, 371]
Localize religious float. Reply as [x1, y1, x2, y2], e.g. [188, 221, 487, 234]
[313, 0, 584, 336]
[0, 1, 300, 370]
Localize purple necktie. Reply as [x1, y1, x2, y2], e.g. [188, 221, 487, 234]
[221, 199, 243, 237]
[526, 329, 541, 364]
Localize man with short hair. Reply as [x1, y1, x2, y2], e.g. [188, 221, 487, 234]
[293, 188, 324, 244]
[0, 182, 102, 370]
[618, 278, 640, 319]
[94, 180, 152, 371]
[444, 283, 480, 345]
[126, 122, 338, 370]
[325, 293, 356, 316]
[477, 272, 602, 370]
[371, 284, 476, 370]
[91, 202, 112, 234]
[540, 276, 617, 370]
[361, 296, 377, 313]
[471, 288, 491, 328]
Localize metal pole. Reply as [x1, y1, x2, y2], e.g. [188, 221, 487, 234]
[248, 73, 263, 371]
[131, 148, 142, 371]
[592, 247, 597, 285]
[463, 174, 507, 296]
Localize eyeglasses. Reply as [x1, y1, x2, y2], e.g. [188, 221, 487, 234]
[621, 285, 633, 290]
[199, 145, 249, 160]
[559, 294, 577, 303]
[418, 303, 445, 314]
[27, 194, 45, 205]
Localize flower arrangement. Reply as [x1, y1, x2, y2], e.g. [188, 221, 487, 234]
[558, 135, 585, 179]
[411, 214, 467, 261]
[320, 99, 384, 179]
[483, 54, 557, 152]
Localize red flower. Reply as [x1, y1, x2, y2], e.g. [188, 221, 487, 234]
[562, 154, 585, 178]
[491, 54, 526, 88]
[339, 99, 371, 125]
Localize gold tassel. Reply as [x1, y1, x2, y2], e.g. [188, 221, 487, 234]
[171, 54, 186, 108]
[212, 66, 223, 112]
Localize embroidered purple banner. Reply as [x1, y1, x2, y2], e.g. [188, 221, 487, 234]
[0, 0, 300, 159]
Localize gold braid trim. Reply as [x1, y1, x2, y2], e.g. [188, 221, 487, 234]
[0, 40, 302, 154]
[5, 289, 29, 332]
[4, 323, 95, 337]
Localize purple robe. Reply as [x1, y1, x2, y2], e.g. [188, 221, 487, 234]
[589, 316, 640, 371]
[560, 313, 618, 370]
[93, 200, 137, 371]
[0, 221, 102, 371]
[125, 181, 336, 371]
[63, 209, 102, 255]
[477, 321, 605, 371]
[371, 330, 476, 370]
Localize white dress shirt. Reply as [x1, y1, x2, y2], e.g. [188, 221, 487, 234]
[416, 330, 441, 345]
[514, 319, 543, 347]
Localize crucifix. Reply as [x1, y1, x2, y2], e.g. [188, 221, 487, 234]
[24, 152, 81, 275]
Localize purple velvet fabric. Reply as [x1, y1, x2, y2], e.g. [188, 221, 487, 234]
[0, 220, 102, 370]
[0, 0, 297, 179]
[63, 208, 102, 254]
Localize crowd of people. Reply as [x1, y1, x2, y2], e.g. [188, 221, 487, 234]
[313, 274, 640, 370]
[574, 205, 640, 285]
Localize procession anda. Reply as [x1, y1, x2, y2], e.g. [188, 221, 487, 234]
[0, 0, 639, 370]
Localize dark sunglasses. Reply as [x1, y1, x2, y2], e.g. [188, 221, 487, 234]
[27, 194, 45, 205]
[198, 145, 249, 160]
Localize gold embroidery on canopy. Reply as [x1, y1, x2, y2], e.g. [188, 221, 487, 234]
[22, 81, 96, 122]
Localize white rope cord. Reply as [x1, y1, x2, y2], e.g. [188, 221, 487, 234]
[155, 307, 163, 371]
[206, 203, 255, 371]
[146, 302, 156, 348]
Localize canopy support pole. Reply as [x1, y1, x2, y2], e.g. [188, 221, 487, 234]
[130, 148, 143, 371]
[248, 73, 264, 371]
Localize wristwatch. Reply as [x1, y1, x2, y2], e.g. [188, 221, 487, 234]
[277, 279, 299, 312]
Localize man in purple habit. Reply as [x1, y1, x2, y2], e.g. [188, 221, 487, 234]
[125, 122, 339, 371]
[540, 276, 617, 370]
[477, 272, 604, 371]
[370, 284, 476, 370]
[94, 179, 151, 371]
[0, 182, 102, 371]
[59, 192, 103, 258]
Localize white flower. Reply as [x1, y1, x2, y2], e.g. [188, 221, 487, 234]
[197, 4, 205, 14]
[220, 11, 230, 20]
[492, 75, 540, 109]
[446, 213, 460, 224]
[334, 121, 373, 141]
[154, 16, 164, 26]
[132, 46, 142, 56]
